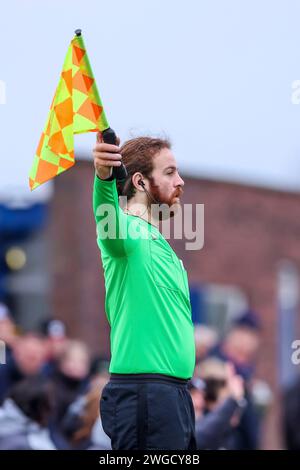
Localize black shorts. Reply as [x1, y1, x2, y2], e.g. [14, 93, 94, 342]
[99, 373, 197, 450]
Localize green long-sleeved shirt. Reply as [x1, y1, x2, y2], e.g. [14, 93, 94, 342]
[93, 175, 195, 379]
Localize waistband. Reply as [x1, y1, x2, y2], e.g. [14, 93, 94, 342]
[110, 373, 189, 387]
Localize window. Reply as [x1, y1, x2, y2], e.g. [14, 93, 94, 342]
[190, 283, 248, 336]
[277, 260, 300, 387]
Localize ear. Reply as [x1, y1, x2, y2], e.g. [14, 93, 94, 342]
[132, 172, 146, 191]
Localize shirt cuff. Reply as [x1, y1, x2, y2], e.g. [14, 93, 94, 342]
[96, 172, 115, 182]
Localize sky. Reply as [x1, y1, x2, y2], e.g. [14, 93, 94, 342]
[1, 0, 300, 203]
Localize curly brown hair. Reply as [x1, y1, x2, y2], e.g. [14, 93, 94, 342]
[117, 136, 171, 199]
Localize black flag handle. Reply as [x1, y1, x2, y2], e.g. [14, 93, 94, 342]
[102, 128, 127, 181]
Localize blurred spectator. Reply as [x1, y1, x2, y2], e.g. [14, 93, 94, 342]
[49, 340, 91, 449]
[283, 375, 300, 450]
[214, 310, 261, 381]
[251, 379, 273, 418]
[58, 339, 90, 381]
[191, 361, 245, 449]
[0, 376, 55, 450]
[0, 303, 18, 352]
[207, 310, 263, 449]
[90, 355, 110, 377]
[189, 377, 206, 420]
[42, 319, 68, 359]
[194, 324, 219, 364]
[0, 333, 48, 404]
[62, 373, 111, 450]
[13, 334, 48, 376]
[41, 319, 69, 376]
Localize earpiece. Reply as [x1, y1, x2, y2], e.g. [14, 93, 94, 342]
[137, 178, 160, 204]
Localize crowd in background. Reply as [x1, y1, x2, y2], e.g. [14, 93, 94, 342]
[0, 301, 298, 450]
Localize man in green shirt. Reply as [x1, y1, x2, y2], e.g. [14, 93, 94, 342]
[93, 134, 196, 450]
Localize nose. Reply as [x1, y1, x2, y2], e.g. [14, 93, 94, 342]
[176, 172, 184, 187]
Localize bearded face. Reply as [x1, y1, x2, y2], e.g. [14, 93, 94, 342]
[143, 148, 184, 220]
[148, 177, 183, 220]
[149, 178, 183, 206]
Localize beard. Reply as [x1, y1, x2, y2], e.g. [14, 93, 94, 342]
[148, 178, 183, 220]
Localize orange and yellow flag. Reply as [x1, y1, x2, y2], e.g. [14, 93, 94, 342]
[29, 31, 109, 190]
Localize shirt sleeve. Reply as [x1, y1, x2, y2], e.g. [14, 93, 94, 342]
[93, 173, 138, 257]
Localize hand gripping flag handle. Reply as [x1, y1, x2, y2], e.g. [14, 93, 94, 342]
[102, 128, 128, 181]
[75, 29, 127, 182]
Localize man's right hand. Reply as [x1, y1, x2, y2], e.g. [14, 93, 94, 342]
[93, 132, 122, 180]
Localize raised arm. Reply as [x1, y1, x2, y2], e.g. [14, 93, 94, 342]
[92, 133, 134, 257]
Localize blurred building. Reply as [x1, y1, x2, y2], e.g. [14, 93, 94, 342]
[44, 161, 300, 449]
[0, 199, 50, 330]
